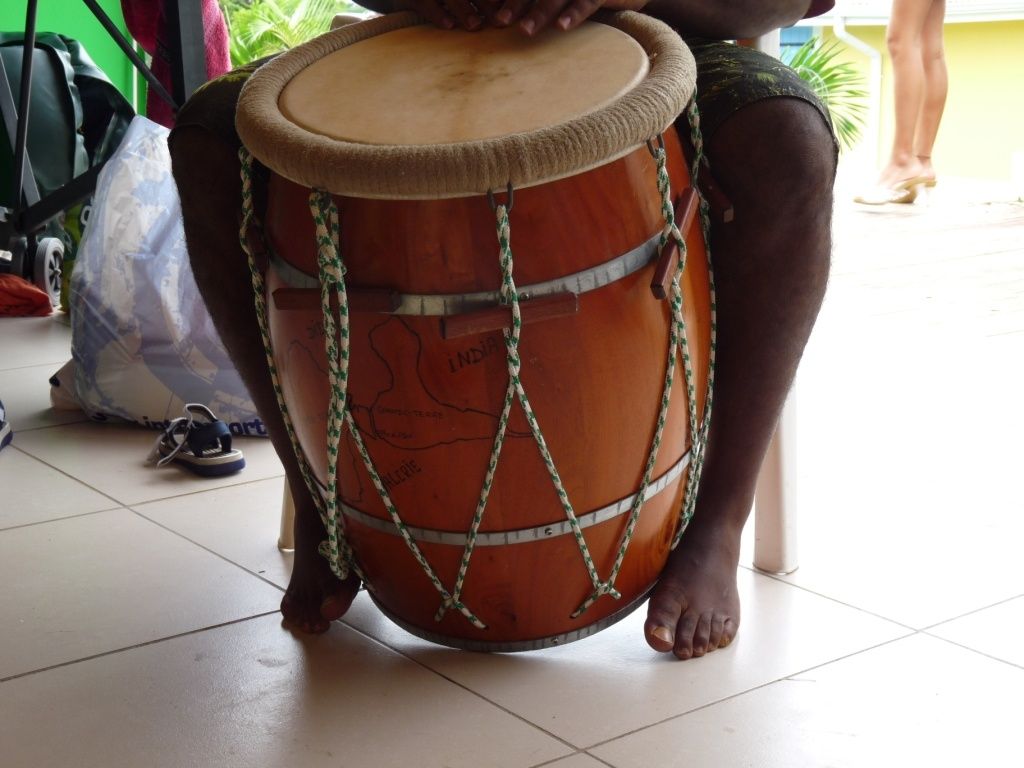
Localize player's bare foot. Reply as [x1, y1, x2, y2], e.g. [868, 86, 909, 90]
[644, 516, 742, 660]
[281, 501, 360, 634]
[281, 555, 359, 634]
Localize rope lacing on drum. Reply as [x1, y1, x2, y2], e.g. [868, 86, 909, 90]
[310, 189, 488, 630]
[434, 199, 516, 623]
[675, 98, 718, 543]
[643, 134, 702, 554]
[238, 150, 486, 627]
[480, 199, 618, 616]
[437, 194, 628, 624]
[308, 190, 353, 581]
[237, 148, 357, 584]
[576, 100, 718, 616]
[236, 95, 717, 630]
[571, 135, 692, 617]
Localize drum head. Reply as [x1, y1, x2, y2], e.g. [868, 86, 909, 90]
[279, 23, 648, 146]
[237, 11, 696, 198]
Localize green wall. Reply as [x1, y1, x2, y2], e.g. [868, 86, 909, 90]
[1, 0, 141, 108]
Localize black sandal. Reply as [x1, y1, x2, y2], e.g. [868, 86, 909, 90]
[148, 403, 246, 477]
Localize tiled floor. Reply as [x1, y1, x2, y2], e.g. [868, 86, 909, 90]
[2, 177, 1022, 767]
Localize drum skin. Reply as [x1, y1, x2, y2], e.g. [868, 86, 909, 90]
[263, 128, 711, 649]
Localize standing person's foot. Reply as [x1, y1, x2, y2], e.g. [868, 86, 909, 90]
[854, 156, 932, 205]
[0, 399, 12, 452]
[875, 156, 929, 189]
[853, 181, 922, 205]
[916, 155, 938, 186]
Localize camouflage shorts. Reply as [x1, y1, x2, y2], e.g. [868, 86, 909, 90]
[684, 37, 836, 144]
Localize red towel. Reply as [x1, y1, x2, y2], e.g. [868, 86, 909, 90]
[120, 0, 231, 127]
[0, 274, 53, 317]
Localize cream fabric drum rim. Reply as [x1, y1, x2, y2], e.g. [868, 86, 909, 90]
[236, 11, 697, 199]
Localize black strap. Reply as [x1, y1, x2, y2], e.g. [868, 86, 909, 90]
[187, 419, 231, 456]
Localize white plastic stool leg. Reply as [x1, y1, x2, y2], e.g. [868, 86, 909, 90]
[279, 479, 295, 552]
[745, 27, 798, 573]
[753, 396, 798, 574]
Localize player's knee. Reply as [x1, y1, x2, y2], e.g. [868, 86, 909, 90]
[711, 97, 836, 214]
[761, 98, 837, 202]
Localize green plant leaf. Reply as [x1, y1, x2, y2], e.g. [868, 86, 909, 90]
[219, 0, 360, 67]
[782, 37, 869, 152]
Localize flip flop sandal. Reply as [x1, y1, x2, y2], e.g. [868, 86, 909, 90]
[148, 403, 246, 477]
[0, 399, 12, 452]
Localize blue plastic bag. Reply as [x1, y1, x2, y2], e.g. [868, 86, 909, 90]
[64, 116, 266, 437]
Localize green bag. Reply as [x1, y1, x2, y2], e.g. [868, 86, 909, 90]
[0, 32, 134, 306]
[1, 32, 134, 200]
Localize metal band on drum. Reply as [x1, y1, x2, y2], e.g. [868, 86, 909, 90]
[369, 586, 653, 652]
[324, 451, 689, 547]
[268, 230, 662, 315]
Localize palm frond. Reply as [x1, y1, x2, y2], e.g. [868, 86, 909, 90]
[782, 37, 869, 152]
[219, 0, 360, 67]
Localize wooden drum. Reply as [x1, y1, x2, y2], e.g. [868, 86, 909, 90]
[236, 11, 712, 651]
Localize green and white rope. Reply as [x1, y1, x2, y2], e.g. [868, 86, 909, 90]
[341, 402, 486, 628]
[237, 148, 353, 583]
[577, 98, 718, 612]
[433, 380, 514, 621]
[571, 135, 687, 616]
[307, 190, 353, 583]
[496, 203, 612, 606]
[438, 311, 516, 621]
[308, 190, 486, 629]
[673, 98, 718, 546]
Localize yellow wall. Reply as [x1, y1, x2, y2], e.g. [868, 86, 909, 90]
[824, 21, 1024, 181]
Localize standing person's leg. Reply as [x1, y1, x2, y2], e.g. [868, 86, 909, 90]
[913, 0, 948, 182]
[875, 0, 934, 188]
[169, 74, 360, 634]
[644, 43, 836, 659]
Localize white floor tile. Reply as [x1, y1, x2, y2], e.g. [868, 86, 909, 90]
[0, 447, 117, 529]
[0, 171, 1020, 765]
[341, 568, 906, 747]
[0, 315, 72, 370]
[928, 596, 1024, 668]
[774, 293, 1024, 628]
[591, 634, 1024, 768]
[544, 755, 612, 768]
[774, 469, 1024, 630]
[0, 509, 282, 679]
[11, 421, 284, 505]
[0, 363, 88, 431]
[135, 476, 293, 589]
[0, 614, 571, 768]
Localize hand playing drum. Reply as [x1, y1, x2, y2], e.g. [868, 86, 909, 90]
[375, 0, 648, 35]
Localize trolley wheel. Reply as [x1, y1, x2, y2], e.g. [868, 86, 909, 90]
[34, 237, 64, 306]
